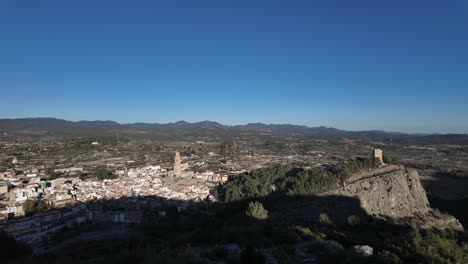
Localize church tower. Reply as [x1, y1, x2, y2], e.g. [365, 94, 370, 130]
[173, 152, 181, 177]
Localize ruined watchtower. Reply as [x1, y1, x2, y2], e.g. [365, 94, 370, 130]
[373, 149, 383, 163]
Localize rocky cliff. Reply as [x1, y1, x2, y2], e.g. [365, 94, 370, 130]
[275, 165, 464, 231]
[325, 165, 430, 218]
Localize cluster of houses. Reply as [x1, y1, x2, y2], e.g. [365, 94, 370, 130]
[195, 171, 229, 182]
[73, 165, 212, 203]
[0, 160, 233, 246]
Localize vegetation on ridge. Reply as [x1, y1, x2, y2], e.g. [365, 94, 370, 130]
[222, 157, 381, 202]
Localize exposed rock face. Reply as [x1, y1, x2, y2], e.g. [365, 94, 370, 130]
[409, 210, 465, 231]
[353, 245, 373, 257]
[325, 166, 430, 218]
[274, 165, 464, 231]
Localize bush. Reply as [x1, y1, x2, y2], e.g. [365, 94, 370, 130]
[96, 168, 116, 181]
[319, 213, 332, 226]
[246, 201, 269, 220]
[376, 250, 402, 264]
[332, 157, 381, 179]
[347, 215, 361, 227]
[283, 167, 340, 196]
[292, 226, 314, 240]
[393, 229, 468, 263]
[311, 231, 327, 241]
[22, 199, 53, 216]
[383, 155, 401, 164]
[450, 170, 468, 179]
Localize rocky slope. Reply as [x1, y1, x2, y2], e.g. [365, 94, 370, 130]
[326, 165, 430, 218]
[276, 165, 464, 231]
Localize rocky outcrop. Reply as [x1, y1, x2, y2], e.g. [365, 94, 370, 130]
[325, 167, 430, 218]
[274, 165, 464, 231]
[353, 245, 373, 257]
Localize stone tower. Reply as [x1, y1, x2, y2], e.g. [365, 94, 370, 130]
[373, 149, 383, 163]
[173, 152, 181, 178]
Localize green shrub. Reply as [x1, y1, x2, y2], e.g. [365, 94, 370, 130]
[319, 213, 332, 226]
[376, 251, 402, 264]
[292, 226, 314, 240]
[246, 201, 268, 220]
[347, 215, 361, 227]
[394, 229, 468, 263]
[383, 155, 401, 164]
[222, 158, 380, 202]
[22, 199, 53, 216]
[450, 169, 468, 179]
[96, 168, 116, 181]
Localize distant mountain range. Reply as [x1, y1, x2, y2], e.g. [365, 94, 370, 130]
[0, 118, 467, 145]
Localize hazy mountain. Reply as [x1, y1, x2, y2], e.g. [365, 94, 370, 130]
[0, 118, 466, 144]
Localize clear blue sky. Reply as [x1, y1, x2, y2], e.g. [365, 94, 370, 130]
[1, 1, 467, 133]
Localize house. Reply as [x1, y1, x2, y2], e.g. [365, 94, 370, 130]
[6, 205, 24, 217]
[50, 178, 68, 188]
[54, 167, 83, 174]
[11, 184, 39, 202]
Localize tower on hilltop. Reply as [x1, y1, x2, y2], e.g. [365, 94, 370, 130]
[373, 149, 383, 163]
[173, 152, 181, 177]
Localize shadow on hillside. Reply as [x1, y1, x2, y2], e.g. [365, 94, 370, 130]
[422, 172, 468, 228]
[428, 195, 468, 228]
[1, 191, 425, 264]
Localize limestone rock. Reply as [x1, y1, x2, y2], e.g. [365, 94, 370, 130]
[353, 245, 373, 257]
[274, 165, 463, 231]
[325, 167, 430, 219]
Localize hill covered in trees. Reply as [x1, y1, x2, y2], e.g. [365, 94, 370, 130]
[221, 158, 381, 202]
[3, 159, 468, 263]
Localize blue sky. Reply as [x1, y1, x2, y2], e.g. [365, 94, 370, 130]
[1, 1, 467, 133]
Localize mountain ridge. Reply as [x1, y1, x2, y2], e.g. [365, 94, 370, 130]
[0, 117, 467, 144]
[0, 117, 399, 133]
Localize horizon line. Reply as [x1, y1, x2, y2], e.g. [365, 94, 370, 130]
[1, 116, 466, 135]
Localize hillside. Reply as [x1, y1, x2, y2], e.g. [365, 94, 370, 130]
[4, 161, 466, 264]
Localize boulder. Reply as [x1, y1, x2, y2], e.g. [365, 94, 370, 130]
[353, 245, 373, 257]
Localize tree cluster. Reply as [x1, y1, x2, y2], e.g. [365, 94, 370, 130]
[96, 168, 117, 181]
[245, 201, 269, 220]
[222, 158, 380, 202]
[450, 169, 468, 179]
[22, 199, 53, 216]
[383, 155, 401, 164]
